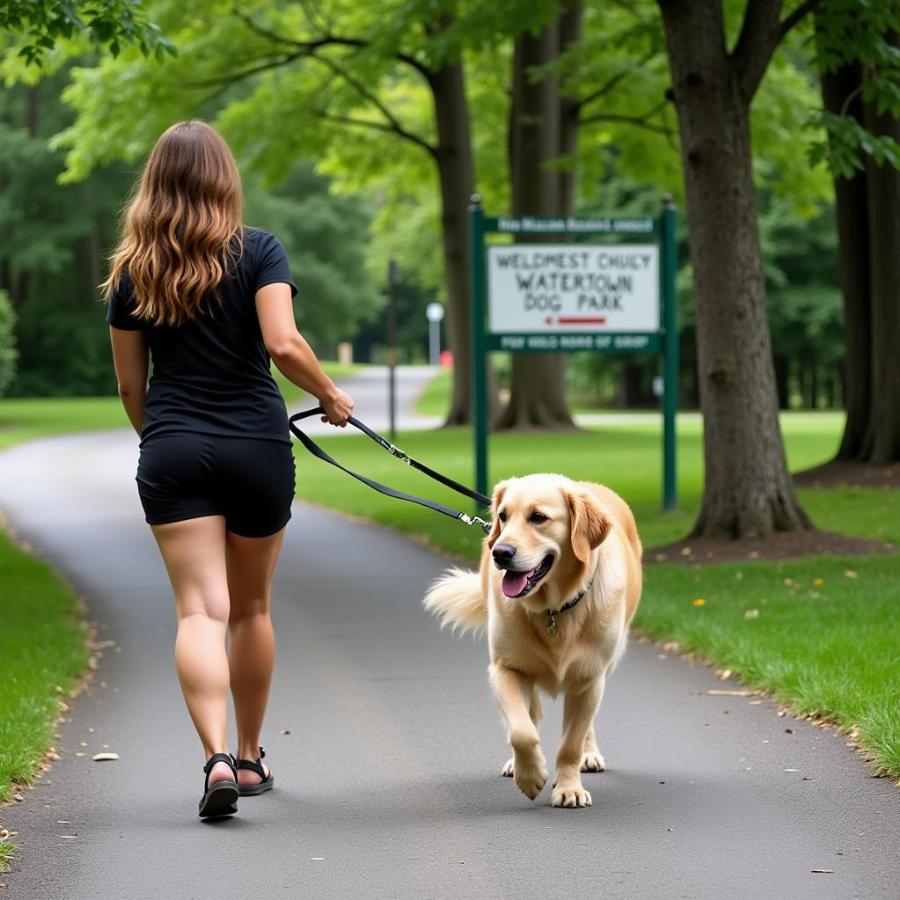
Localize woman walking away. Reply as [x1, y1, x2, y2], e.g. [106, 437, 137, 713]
[102, 120, 354, 819]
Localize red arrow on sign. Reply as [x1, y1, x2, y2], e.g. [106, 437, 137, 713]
[558, 316, 607, 325]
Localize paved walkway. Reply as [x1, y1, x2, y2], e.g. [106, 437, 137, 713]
[0, 425, 897, 898]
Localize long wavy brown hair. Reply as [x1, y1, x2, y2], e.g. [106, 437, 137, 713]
[101, 120, 244, 327]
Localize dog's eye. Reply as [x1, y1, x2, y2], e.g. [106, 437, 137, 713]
[498, 510, 507, 523]
[529, 511, 548, 524]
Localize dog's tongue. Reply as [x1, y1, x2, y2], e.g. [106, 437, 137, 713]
[502, 570, 529, 598]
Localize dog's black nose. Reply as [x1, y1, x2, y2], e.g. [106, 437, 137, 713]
[492, 542, 517, 562]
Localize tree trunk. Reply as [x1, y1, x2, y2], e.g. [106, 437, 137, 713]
[659, 0, 811, 538]
[773, 355, 789, 409]
[860, 96, 900, 462]
[497, 3, 581, 429]
[429, 54, 480, 425]
[821, 61, 872, 459]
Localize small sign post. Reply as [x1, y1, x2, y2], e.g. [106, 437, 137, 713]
[425, 302, 444, 366]
[468, 195, 679, 511]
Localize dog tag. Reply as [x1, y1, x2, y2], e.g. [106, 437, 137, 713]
[545, 614, 558, 637]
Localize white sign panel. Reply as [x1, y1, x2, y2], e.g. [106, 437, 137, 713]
[487, 244, 659, 334]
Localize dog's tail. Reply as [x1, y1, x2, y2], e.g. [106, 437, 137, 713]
[423, 568, 486, 638]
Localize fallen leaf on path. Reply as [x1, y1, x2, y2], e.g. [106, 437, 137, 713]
[706, 690, 757, 697]
[92, 753, 119, 762]
[717, 669, 732, 680]
[279, 729, 291, 735]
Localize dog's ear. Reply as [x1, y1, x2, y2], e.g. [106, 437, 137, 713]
[564, 488, 610, 563]
[487, 480, 510, 548]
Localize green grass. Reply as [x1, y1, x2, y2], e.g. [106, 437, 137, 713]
[414, 368, 452, 417]
[636, 557, 900, 776]
[0, 396, 128, 451]
[0, 528, 90, 804]
[293, 413, 867, 553]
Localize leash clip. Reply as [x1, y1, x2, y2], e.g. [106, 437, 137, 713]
[459, 513, 491, 533]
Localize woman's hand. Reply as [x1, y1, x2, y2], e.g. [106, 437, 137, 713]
[319, 387, 354, 426]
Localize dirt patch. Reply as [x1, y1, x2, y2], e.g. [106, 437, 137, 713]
[794, 460, 900, 489]
[647, 529, 897, 564]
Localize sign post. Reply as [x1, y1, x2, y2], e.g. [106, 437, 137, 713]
[469, 196, 489, 501]
[468, 195, 678, 511]
[387, 259, 400, 441]
[426, 302, 444, 366]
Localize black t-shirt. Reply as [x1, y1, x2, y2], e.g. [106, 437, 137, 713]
[106, 226, 298, 445]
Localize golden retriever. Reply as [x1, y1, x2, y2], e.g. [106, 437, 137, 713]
[423, 473, 642, 808]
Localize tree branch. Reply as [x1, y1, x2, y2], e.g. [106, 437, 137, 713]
[311, 53, 437, 157]
[780, 0, 823, 40]
[184, 53, 303, 89]
[732, 0, 822, 101]
[573, 50, 657, 117]
[732, 0, 784, 101]
[579, 101, 672, 137]
[313, 110, 438, 159]
[231, 7, 435, 83]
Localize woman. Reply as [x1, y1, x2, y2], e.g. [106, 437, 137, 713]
[102, 120, 353, 819]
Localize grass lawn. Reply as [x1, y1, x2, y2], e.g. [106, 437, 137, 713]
[291, 413, 900, 777]
[0, 528, 90, 869]
[415, 368, 453, 418]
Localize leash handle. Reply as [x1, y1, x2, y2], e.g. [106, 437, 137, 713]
[288, 407, 492, 534]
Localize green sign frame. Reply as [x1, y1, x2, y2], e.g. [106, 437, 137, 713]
[469, 195, 679, 511]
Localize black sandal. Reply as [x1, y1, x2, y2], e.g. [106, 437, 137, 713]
[198, 752, 239, 818]
[233, 746, 274, 796]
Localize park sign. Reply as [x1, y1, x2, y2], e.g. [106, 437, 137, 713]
[468, 196, 679, 511]
[486, 244, 660, 352]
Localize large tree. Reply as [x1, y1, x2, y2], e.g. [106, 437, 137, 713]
[497, 1, 582, 429]
[816, 6, 900, 464]
[656, 0, 837, 538]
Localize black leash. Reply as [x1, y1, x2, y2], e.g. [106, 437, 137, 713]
[288, 407, 492, 534]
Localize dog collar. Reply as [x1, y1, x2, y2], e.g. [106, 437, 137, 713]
[545, 560, 600, 638]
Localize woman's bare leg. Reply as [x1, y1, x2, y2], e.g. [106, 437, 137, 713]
[151, 516, 233, 785]
[225, 527, 285, 785]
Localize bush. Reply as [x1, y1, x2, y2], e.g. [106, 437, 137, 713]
[0, 290, 17, 396]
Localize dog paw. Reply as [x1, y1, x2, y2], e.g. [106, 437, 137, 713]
[500, 758, 515, 777]
[580, 751, 606, 773]
[513, 751, 548, 800]
[552, 784, 592, 808]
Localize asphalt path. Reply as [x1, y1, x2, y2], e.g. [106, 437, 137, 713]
[1, 425, 898, 898]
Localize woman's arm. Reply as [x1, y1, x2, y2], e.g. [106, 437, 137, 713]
[255, 284, 354, 425]
[109, 326, 149, 434]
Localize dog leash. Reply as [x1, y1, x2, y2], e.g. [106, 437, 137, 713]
[288, 407, 492, 534]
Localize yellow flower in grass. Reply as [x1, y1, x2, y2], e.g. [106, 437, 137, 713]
[693, 598, 706, 607]
[812, 577, 825, 587]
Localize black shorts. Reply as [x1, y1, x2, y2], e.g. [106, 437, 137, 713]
[136, 433, 296, 537]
